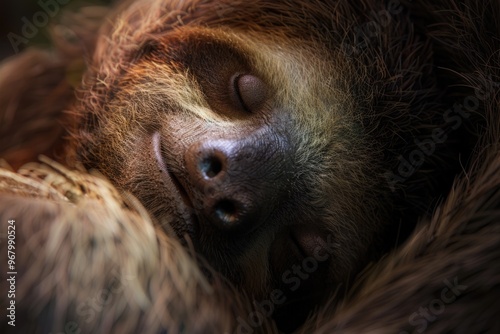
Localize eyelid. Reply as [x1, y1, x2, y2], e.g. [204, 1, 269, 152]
[231, 74, 251, 112]
[232, 74, 269, 113]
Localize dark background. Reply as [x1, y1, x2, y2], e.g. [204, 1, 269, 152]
[0, 0, 113, 61]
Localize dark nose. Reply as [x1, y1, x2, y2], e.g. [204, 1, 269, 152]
[185, 134, 292, 233]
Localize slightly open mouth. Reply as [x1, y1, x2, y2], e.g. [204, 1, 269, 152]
[271, 225, 330, 265]
[269, 225, 331, 331]
[290, 225, 328, 259]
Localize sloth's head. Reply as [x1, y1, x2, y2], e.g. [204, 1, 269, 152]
[73, 0, 450, 327]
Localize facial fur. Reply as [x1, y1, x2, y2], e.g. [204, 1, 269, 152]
[72, 0, 457, 328]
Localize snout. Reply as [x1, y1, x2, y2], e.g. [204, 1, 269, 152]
[184, 130, 293, 234]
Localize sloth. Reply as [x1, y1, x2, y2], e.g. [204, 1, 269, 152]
[1, 0, 499, 333]
[70, 0, 464, 329]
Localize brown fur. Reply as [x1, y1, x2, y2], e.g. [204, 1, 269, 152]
[1, 0, 499, 333]
[69, 3, 464, 329]
[0, 159, 277, 334]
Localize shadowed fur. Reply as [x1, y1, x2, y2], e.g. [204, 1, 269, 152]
[0, 0, 499, 332]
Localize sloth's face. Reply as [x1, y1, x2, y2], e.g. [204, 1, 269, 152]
[76, 26, 389, 321]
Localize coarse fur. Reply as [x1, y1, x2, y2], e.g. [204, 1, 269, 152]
[0, 158, 277, 334]
[0, 0, 499, 333]
[69, 1, 463, 327]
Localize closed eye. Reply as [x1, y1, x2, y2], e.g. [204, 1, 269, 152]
[231, 74, 269, 113]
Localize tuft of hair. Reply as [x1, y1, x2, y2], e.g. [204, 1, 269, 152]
[0, 157, 277, 334]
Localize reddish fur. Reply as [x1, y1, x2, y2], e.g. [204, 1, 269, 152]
[0, 0, 499, 333]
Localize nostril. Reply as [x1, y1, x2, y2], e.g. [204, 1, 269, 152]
[186, 141, 260, 233]
[200, 155, 223, 179]
[214, 199, 239, 227]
